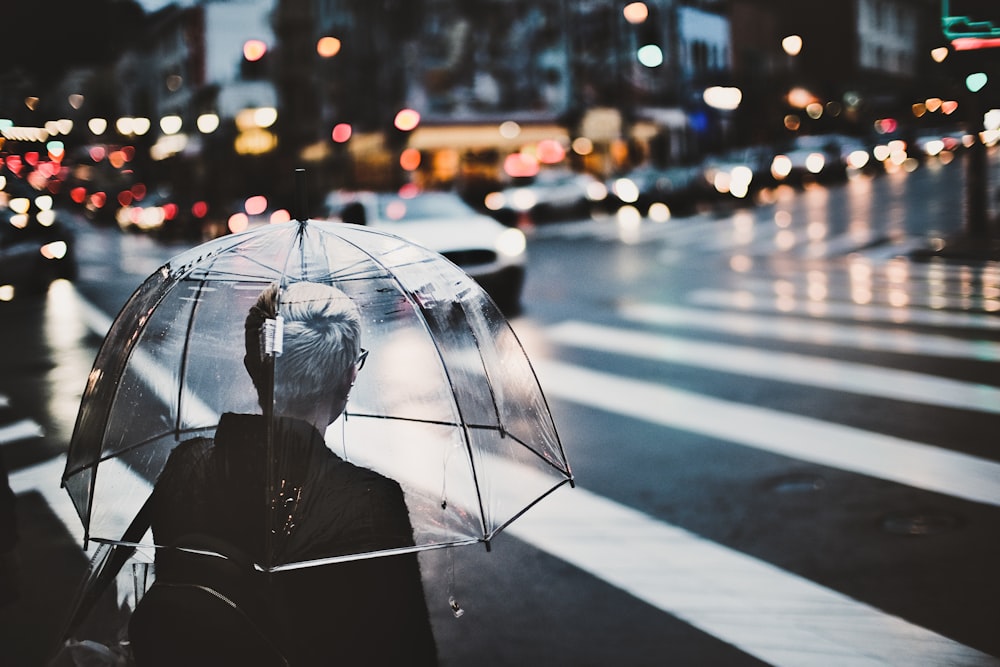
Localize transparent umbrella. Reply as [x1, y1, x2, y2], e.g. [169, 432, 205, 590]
[63, 221, 573, 570]
[62, 219, 572, 576]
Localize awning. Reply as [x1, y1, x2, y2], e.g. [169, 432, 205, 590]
[407, 123, 569, 152]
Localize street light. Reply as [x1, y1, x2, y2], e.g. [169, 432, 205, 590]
[782, 35, 803, 57]
[703, 86, 743, 111]
[196, 114, 220, 134]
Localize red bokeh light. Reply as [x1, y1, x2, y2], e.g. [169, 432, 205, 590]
[332, 123, 352, 143]
[536, 139, 566, 164]
[504, 152, 539, 178]
[398, 183, 420, 198]
[191, 201, 209, 218]
[5, 155, 22, 175]
[399, 148, 421, 171]
[70, 187, 87, 204]
[245, 195, 268, 216]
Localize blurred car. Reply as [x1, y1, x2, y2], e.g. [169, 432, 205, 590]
[323, 189, 527, 313]
[700, 146, 777, 199]
[914, 128, 969, 158]
[770, 134, 870, 184]
[607, 164, 705, 217]
[484, 168, 608, 224]
[115, 190, 209, 241]
[0, 177, 78, 298]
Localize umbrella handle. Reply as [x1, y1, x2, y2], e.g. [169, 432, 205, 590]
[61, 493, 154, 640]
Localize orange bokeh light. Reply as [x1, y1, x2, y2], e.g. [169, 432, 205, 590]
[228, 212, 250, 234]
[400, 148, 421, 171]
[317, 36, 342, 58]
[244, 39, 268, 62]
[394, 109, 421, 132]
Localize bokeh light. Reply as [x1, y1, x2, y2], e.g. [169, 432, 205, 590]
[197, 113, 220, 133]
[782, 35, 803, 56]
[317, 36, 342, 58]
[332, 123, 352, 143]
[623, 2, 648, 24]
[536, 139, 566, 164]
[394, 108, 421, 132]
[243, 39, 267, 62]
[400, 148, 421, 171]
[637, 44, 663, 68]
[245, 195, 268, 215]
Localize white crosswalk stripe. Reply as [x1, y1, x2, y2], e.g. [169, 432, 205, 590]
[546, 320, 1000, 414]
[5, 262, 999, 665]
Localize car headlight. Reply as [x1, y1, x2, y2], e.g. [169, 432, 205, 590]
[805, 152, 825, 173]
[613, 178, 639, 203]
[771, 155, 792, 179]
[586, 181, 608, 201]
[484, 192, 506, 211]
[510, 189, 537, 212]
[496, 227, 526, 258]
[730, 166, 753, 188]
[847, 149, 871, 169]
[40, 240, 68, 260]
[37, 209, 56, 227]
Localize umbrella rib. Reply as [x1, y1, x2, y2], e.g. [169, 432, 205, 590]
[64, 426, 217, 477]
[484, 477, 575, 542]
[174, 278, 210, 438]
[322, 228, 493, 541]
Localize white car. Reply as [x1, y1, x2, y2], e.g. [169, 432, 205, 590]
[322, 190, 527, 313]
[770, 134, 870, 184]
[484, 169, 608, 223]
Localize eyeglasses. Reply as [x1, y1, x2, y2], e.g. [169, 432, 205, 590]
[357, 348, 369, 371]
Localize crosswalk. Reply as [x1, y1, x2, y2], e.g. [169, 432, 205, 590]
[525, 201, 1000, 662]
[3, 223, 1000, 664]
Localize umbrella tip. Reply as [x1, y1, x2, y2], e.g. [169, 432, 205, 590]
[294, 168, 308, 221]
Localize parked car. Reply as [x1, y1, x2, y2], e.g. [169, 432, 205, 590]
[323, 189, 527, 313]
[484, 168, 608, 224]
[607, 164, 705, 217]
[0, 178, 78, 299]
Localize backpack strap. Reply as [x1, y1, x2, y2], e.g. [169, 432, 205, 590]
[130, 534, 290, 667]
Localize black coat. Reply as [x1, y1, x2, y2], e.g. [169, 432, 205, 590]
[150, 413, 439, 666]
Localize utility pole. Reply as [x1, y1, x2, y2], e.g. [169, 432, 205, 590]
[941, 1, 1000, 243]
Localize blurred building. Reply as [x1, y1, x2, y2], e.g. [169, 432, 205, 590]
[265, 0, 733, 192]
[17, 0, 960, 212]
[729, 0, 941, 145]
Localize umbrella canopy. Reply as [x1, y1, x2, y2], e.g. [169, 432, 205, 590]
[62, 219, 572, 572]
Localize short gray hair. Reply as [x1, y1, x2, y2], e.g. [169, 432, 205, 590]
[245, 282, 362, 412]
